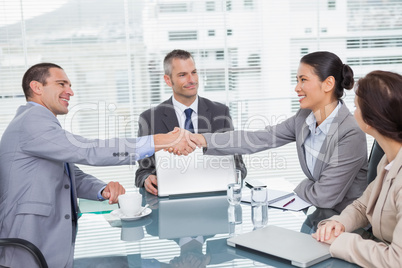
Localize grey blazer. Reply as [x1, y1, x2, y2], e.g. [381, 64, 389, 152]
[203, 102, 368, 212]
[0, 103, 146, 268]
[135, 96, 247, 187]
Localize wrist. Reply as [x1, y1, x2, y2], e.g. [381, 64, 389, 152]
[195, 134, 207, 147]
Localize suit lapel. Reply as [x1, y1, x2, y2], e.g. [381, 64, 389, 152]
[370, 148, 402, 239]
[297, 119, 313, 179]
[161, 98, 180, 132]
[312, 103, 349, 178]
[197, 97, 212, 134]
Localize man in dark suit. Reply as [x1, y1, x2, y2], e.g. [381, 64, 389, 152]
[135, 49, 247, 195]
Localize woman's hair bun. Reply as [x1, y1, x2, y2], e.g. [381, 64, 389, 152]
[341, 64, 354, 90]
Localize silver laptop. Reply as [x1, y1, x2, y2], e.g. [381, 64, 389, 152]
[158, 195, 228, 239]
[227, 225, 331, 267]
[155, 148, 236, 197]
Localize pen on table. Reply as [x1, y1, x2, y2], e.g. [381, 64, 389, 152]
[283, 198, 296, 208]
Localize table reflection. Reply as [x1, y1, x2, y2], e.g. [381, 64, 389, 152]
[300, 208, 339, 234]
[74, 189, 360, 268]
[141, 190, 238, 267]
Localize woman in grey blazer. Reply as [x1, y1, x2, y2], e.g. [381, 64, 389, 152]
[191, 51, 368, 213]
[313, 71, 402, 267]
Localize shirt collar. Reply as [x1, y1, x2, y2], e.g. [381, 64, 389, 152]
[27, 101, 42, 107]
[385, 160, 394, 171]
[305, 101, 342, 135]
[172, 95, 198, 114]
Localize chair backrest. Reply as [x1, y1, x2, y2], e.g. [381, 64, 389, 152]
[367, 140, 385, 184]
[0, 238, 48, 268]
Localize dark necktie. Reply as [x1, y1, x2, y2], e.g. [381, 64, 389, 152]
[184, 108, 194, 133]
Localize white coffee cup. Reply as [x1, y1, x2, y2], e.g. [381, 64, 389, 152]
[118, 192, 142, 217]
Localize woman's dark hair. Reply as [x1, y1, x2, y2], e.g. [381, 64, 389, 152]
[355, 70, 402, 143]
[300, 51, 354, 100]
[22, 62, 63, 100]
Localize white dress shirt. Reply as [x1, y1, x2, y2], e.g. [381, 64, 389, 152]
[172, 95, 199, 133]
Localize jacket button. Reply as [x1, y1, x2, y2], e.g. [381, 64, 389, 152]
[65, 214, 70, 220]
[64, 184, 70, 189]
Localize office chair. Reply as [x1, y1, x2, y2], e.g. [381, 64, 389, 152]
[367, 140, 385, 185]
[365, 140, 385, 234]
[0, 238, 48, 268]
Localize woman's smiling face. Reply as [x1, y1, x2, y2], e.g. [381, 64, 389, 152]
[295, 63, 327, 112]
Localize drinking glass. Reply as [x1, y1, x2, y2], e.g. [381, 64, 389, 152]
[251, 186, 268, 229]
[227, 183, 242, 205]
[228, 204, 242, 224]
[228, 204, 243, 236]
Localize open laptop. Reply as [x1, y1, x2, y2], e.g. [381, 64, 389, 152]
[158, 195, 228, 239]
[227, 225, 331, 267]
[155, 148, 236, 197]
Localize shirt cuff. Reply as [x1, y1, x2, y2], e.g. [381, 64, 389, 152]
[133, 135, 155, 161]
[97, 185, 107, 200]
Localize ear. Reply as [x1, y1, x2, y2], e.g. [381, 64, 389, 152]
[365, 123, 373, 131]
[323, 76, 335, 93]
[164, 74, 173, 87]
[29, 81, 43, 95]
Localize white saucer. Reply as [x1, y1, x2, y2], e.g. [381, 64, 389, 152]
[110, 207, 152, 221]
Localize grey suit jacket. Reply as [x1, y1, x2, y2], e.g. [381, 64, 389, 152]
[135, 96, 247, 187]
[203, 102, 368, 212]
[0, 103, 148, 268]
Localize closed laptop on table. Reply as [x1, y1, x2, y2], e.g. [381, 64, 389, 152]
[155, 148, 236, 197]
[227, 225, 331, 267]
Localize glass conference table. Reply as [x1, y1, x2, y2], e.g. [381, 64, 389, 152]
[73, 188, 361, 268]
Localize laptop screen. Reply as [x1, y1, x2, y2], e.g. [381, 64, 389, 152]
[155, 148, 236, 197]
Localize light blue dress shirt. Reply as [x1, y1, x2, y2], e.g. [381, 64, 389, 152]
[304, 102, 342, 176]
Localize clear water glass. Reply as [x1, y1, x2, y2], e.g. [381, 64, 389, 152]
[251, 186, 268, 229]
[227, 183, 242, 205]
[228, 204, 243, 237]
[228, 204, 242, 224]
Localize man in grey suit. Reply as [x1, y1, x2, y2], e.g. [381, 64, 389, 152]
[0, 63, 194, 268]
[135, 49, 246, 195]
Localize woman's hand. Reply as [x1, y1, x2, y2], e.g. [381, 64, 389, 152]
[312, 220, 345, 245]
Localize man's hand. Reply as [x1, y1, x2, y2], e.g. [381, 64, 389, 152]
[163, 129, 207, 155]
[144, 175, 158, 196]
[312, 220, 345, 245]
[189, 133, 207, 148]
[154, 127, 196, 156]
[102, 181, 126, 204]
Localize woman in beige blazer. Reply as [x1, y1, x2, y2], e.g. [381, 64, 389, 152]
[313, 70, 402, 267]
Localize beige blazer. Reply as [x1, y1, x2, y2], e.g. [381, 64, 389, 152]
[323, 147, 402, 267]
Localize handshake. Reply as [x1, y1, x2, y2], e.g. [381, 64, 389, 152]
[154, 127, 207, 155]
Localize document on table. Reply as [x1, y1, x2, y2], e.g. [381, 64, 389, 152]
[268, 194, 311, 211]
[241, 187, 311, 212]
